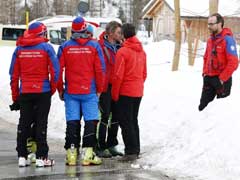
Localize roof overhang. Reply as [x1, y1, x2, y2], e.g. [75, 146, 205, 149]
[142, 0, 165, 19]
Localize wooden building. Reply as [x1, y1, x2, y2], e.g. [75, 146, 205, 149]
[142, 0, 240, 44]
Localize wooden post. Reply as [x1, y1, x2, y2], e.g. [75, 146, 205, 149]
[209, 0, 219, 15]
[26, 11, 29, 29]
[187, 21, 194, 66]
[172, 0, 181, 71]
[192, 38, 199, 62]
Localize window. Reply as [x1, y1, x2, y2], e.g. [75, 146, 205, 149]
[49, 30, 62, 45]
[99, 22, 108, 29]
[2, 28, 25, 41]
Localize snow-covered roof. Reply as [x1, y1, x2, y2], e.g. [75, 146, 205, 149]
[143, 0, 240, 17]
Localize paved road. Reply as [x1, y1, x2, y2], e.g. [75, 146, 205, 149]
[0, 118, 174, 180]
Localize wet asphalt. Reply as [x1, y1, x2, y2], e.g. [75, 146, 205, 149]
[0, 118, 174, 180]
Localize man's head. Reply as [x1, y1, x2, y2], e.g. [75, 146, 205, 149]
[72, 16, 87, 33]
[208, 13, 224, 35]
[28, 22, 47, 37]
[105, 21, 122, 43]
[122, 23, 136, 39]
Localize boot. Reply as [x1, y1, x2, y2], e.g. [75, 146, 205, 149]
[27, 138, 37, 154]
[96, 149, 112, 158]
[81, 147, 102, 166]
[66, 144, 77, 166]
[27, 153, 36, 163]
[108, 146, 123, 156]
[26, 138, 37, 163]
[119, 154, 138, 162]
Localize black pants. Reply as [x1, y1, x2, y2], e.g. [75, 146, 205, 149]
[65, 120, 97, 149]
[98, 85, 119, 150]
[65, 106, 82, 150]
[17, 92, 51, 158]
[116, 95, 142, 155]
[65, 120, 81, 149]
[28, 105, 38, 140]
[199, 76, 232, 111]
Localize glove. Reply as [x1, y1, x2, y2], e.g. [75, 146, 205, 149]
[9, 101, 20, 111]
[210, 76, 224, 95]
[216, 79, 224, 96]
[217, 77, 232, 98]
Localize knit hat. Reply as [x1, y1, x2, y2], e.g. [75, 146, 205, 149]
[86, 24, 94, 35]
[28, 22, 47, 36]
[72, 16, 87, 33]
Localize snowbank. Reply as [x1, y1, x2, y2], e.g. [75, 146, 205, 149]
[1, 39, 240, 180]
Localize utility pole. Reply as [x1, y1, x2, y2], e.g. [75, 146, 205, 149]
[100, 0, 102, 17]
[209, 0, 219, 15]
[25, 0, 29, 29]
[172, 0, 181, 71]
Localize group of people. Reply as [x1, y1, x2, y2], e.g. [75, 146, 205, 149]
[9, 16, 147, 167]
[9, 12, 239, 168]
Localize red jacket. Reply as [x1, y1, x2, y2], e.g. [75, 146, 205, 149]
[9, 34, 60, 101]
[98, 32, 121, 92]
[57, 36, 106, 94]
[111, 36, 147, 101]
[203, 28, 239, 82]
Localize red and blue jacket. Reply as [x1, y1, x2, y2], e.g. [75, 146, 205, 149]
[57, 35, 106, 94]
[98, 32, 121, 92]
[9, 34, 60, 101]
[111, 36, 147, 101]
[203, 28, 239, 82]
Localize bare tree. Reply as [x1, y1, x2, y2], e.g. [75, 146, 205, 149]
[118, 7, 126, 23]
[30, 0, 49, 20]
[53, 0, 65, 15]
[132, 0, 149, 27]
[66, 0, 79, 16]
[44, 0, 50, 15]
[89, 0, 101, 17]
[0, 0, 23, 24]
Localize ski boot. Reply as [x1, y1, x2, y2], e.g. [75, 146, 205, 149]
[27, 153, 36, 163]
[27, 138, 37, 163]
[66, 144, 78, 166]
[81, 147, 102, 166]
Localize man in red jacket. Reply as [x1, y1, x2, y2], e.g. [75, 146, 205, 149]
[97, 21, 123, 158]
[9, 22, 59, 167]
[198, 13, 238, 111]
[111, 23, 147, 161]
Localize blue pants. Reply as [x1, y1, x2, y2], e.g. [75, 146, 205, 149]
[64, 93, 99, 121]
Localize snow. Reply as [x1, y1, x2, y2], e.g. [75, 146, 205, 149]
[0, 45, 66, 139]
[1, 1, 240, 179]
[143, 0, 240, 17]
[137, 40, 240, 180]
[1, 36, 240, 180]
